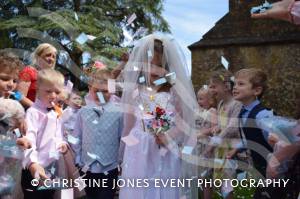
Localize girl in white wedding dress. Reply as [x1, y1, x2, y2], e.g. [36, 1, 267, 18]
[119, 34, 199, 199]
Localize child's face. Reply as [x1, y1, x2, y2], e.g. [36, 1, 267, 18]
[69, 93, 82, 109]
[89, 81, 111, 104]
[197, 92, 210, 110]
[233, 76, 261, 104]
[208, 80, 227, 102]
[0, 70, 18, 98]
[37, 82, 62, 108]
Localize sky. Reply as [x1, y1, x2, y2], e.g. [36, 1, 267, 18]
[162, 0, 229, 74]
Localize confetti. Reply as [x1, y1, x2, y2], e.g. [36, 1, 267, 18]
[221, 56, 229, 70]
[66, 80, 73, 94]
[50, 166, 56, 175]
[132, 89, 139, 99]
[182, 146, 193, 155]
[87, 35, 97, 41]
[138, 104, 144, 111]
[153, 77, 167, 86]
[76, 176, 87, 191]
[74, 12, 79, 21]
[146, 87, 153, 91]
[147, 50, 152, 58]
[87, 152, 99, 160]
[92, 119, 98, 124]
[49, 151, 60, 160]
[108, 79, 116, 94]
[67, 134, 79, 145]
[75, 33, 89, 45]
[133, 27, 147, 38]
[14, 128, 22, 138]
[133, 66, 139, 71]
[96, 92, 106, 104]
[81, 164, 90, 173]
[121, 134, 139, 146]
[139, 76, 145, 84]
[261, 191, 271, 198]
[126, 13, 137, 26]
[61, 188, 74, 199]
[251, 1, 272, 14]
[104, 171, 109, 175]
[165, 72, 176, 85]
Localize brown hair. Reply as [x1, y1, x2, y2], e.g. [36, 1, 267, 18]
[88, 68, 112, 86]
[0, 55, 24, 74]
[210, 69, 234, 91]
[235, 68, 267, 99]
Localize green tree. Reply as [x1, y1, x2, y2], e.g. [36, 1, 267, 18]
[0, 0, 169, 85]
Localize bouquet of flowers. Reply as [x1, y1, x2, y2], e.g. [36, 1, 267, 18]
[144, 106, 175, 135]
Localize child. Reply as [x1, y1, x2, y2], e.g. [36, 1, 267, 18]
[204, 69, 242, 199]
[196, 86, 218, 139]
[71, 68, 123, 199]
[21, 69, 68, 199]
[233, 68, 286, 199]
[61, 90, 83, 138]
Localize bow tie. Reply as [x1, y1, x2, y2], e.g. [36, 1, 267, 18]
[47, 107, 55, 112]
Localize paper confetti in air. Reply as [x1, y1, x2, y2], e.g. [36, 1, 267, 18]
[66, 80, 73, 94]
[165, 72, 176, 84]
[147, 50, 152, 58]
[87, 35, 97, 41]
[146, 87, 153, 91]
[139, 76, 145, 84]
[49, 151, 60, 160]
[153, 77, 167, 86]
[92, 119, 98, 124]
[121, 134, 139, 146]
[81, 164, 90, 173]
[61, 188, 74, 199]
[203, 85, 208, 90]
[67, 134, 79, 145]
[76, 176, 87, 191]
[138, 104, 144, 111]
[76, 33, 89, 45]
[133, 66, 139, 71]
[74, 12, 79, 21]
[96, 92, 106, 104]
[126, 13, 137, 26]
[132, 89, 139, 99]
[104, 171, 109, 175]
[87, 152, 99, 160]
[50, 166, 56, 175]
[221, 56, 229, 70]
[237, 171, 247, 181]
[182, 146, 194, 155]
[108, 79, 116, 93]
[14, 128, 22, 138]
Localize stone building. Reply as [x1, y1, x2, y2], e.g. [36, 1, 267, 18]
[189, 0, 300, 117]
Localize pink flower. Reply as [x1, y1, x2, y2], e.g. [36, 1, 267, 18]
[93, 61, 107, 69]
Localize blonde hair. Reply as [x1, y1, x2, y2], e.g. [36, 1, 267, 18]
[88, 68, 112, 86]
[235, 68, 267, 99]
[32, 43, 57, 67]
[197, 87, 217, 109]
[37, 69, 64, 88]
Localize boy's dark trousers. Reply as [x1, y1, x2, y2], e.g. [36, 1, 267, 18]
[80, 168, 118, 199]
[21, 169, 55, 199]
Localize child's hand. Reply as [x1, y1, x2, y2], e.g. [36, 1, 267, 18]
[58, 143, 68, 154]
[16, 137, 32, 150]
[268, 133, 279, 147]
[155, 134, 168, 147]
[29, 163, 48, 180]
[226, 148, 238, 159]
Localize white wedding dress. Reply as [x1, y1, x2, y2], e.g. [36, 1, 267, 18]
[119, 91, 181, 199]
